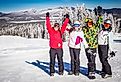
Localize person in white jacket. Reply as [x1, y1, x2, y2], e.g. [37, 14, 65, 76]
[68, 21, 88, 76]
[98, 19, 115, 78]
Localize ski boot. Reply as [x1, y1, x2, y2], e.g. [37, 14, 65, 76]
[102, 74, 112, 79]
[50, 73, 54, 76]
[88, 72, 96, 79]
[68, 71, 74, 75]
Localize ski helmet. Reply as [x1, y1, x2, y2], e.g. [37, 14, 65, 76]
[85, 18, 93, 23]
[73, 21, 80, 27]
[104, 19, 112, 25]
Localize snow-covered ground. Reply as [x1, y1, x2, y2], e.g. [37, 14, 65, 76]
[0, 35, 121, 82]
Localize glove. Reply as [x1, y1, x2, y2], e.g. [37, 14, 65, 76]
[110, 51, 115, 57]
[75, 36, 83, 45]
[46, 12, 49, 17]
[87, 48, 93, 54]
[97, 6, 103, 16]
[65, 14, 69, 18]
[94, 8, 97, 16]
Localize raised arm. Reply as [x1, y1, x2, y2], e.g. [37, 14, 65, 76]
[46, 12, 52, 33]
[61, 14, 69, 34]
[95, 15, 103, 27]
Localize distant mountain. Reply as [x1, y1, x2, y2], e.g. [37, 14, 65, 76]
[0, 9, 42, 21]
[103, 8, 121, 18]
[0, 12, 9, 17]
[0, 7, 121, 22]
[0, 7, 64, 22]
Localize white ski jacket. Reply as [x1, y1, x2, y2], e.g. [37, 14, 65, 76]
[98, 30, 113, 51]
[68, 30, 88, 49]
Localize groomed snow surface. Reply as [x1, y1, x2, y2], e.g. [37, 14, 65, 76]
[0, 35, 121, 82]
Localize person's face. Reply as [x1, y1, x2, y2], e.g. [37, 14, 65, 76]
[87, 21, 93, 28]
[104, 23, 111, 29]
[74, 27, 79, 31]
[54, 24, 60, 31]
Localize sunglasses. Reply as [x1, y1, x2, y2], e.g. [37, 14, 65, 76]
[54, 25, 59, 28]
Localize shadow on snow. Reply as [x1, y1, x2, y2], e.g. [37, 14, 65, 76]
[25, 60, 101, 76]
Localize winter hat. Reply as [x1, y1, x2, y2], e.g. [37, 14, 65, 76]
[104, 19, 112, 25]
[73, 21, 80, 27]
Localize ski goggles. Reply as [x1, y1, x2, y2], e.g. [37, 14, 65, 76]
[73, 24, 80, 27]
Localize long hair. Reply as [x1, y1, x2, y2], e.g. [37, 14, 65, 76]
[69, 27, 81, 34]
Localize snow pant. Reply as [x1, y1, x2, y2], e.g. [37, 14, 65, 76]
[49, 48, 64, 74]
[69, 47, 80, 73]
[85, 48, 96, 74]
[98, 45, 112, 75]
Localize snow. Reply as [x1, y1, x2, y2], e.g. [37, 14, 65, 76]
[0, 35, 121, 82]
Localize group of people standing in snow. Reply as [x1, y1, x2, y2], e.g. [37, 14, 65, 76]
[46, 12, 115, 79]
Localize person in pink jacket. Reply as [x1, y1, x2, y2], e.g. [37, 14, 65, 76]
[46, 12, 69, 76]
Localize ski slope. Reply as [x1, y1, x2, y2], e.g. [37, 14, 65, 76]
[0, 35, 121, 82]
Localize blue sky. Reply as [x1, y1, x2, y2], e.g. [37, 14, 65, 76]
[0, 0, 121, 12]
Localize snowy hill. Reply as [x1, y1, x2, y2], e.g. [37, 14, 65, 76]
[0, 7, 65, 21]
[0, 35, 121, 82]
